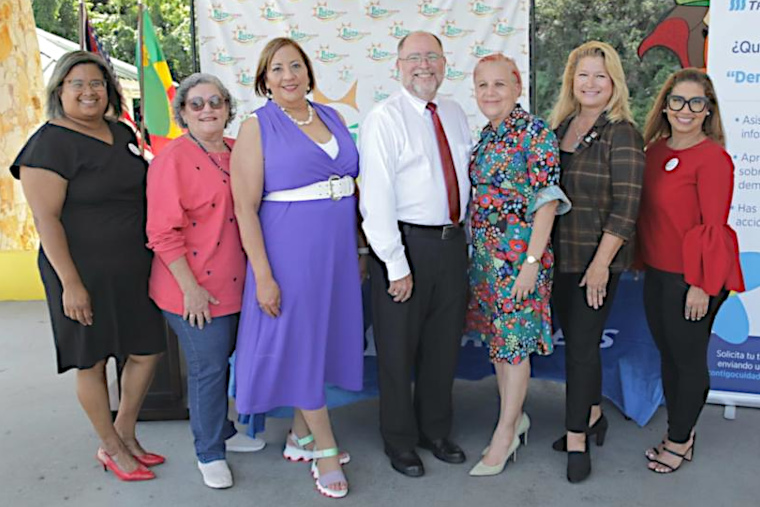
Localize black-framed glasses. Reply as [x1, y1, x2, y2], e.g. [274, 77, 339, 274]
[398, 52, 443, 65]
[65, 79, 106, 91]
[186, 95, 227, 112]
[667, 95, 710, 113]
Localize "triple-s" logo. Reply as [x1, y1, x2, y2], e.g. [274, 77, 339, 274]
[730, 0, 760, 11]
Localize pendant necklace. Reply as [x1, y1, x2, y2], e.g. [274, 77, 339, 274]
[187, 132, 232, 176]
[571, 119, 592, 149]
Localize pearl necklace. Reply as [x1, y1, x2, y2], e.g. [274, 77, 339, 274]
[277, 101, 314, 126]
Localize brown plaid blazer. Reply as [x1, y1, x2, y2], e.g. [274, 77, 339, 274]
[553, 114, 645, 273]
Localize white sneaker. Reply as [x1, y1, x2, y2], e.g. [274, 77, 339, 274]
[226, 432, 266, 452]
[197, 460, 233, 489]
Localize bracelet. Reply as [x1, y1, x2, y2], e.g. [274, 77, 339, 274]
[357, 247, 370, 255]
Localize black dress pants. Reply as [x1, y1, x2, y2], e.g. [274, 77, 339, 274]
[643, 266, 727, 443]
[369, 225, 467, 451]
[552, 271, 622, 433]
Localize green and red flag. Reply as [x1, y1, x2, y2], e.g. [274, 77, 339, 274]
[83, 9, 151, 156]
[137, 9, 183, 153]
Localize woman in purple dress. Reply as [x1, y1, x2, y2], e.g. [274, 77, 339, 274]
[231, 38, 363, 499]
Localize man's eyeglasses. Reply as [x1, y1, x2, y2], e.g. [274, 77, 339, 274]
[667, 95, 710, 113]
[186, 95, 228, 112]
[398, 52, 444, 65]
[65, 79, 106, 92]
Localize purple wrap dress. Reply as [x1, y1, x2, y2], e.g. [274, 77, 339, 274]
[235, 100, 363, 414]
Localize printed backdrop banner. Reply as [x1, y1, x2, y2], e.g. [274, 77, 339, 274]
[706, 1, 760, 407]
[195, 0, 531, 137]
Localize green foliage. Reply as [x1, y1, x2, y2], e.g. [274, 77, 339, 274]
[534, 0, 682, 126]
[32, 0, 194, 81]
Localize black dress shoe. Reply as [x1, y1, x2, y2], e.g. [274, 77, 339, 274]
[418, 438, 466, 464]
[567, 444, 591, 483]
[385, 446, 425, 478]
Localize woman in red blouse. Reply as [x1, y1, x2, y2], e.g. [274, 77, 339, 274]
[146, 74, 264, 489]
[638, 68, 744, 474]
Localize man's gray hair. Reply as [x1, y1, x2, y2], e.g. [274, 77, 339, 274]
[173, 73, 236, 128]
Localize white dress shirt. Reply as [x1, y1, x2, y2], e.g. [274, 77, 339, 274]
[359, 88, 473, 281]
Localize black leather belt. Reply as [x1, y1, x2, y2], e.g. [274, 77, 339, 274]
[399, 221, 464, 240]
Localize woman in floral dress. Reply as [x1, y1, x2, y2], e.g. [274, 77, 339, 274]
[467, 54, 570, 477]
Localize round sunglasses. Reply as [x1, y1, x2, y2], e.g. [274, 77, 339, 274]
[185, 95, 228, 112]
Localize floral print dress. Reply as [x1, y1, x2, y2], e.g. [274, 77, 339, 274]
[466, 106, 569, 364]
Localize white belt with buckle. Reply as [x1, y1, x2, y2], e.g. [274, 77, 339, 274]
[263, 175, 355, 202]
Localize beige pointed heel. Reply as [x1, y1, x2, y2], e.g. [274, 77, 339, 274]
[469, 434, 520, 477]
[481, 412, 531, 456]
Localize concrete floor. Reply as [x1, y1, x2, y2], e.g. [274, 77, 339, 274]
[1, 301, 757, 507]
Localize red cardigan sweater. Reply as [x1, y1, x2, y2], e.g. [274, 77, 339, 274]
[146, 136, 246, 316]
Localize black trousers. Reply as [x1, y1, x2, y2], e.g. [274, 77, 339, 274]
[369, 225, 467, 451]
[643, 266, 727, 443]
[552, 271, 622, 433]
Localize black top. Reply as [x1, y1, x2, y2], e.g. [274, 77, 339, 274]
[11, 121, 165, 373]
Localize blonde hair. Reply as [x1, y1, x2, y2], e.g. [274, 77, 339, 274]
[549, 41, 634, 129]
[473, 53, 522, 91]
[643, 68, 724, 147]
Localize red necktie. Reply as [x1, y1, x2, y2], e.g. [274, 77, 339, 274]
[426, 102, 461, 224]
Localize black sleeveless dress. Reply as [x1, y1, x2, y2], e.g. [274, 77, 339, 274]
[10, 121, 165, 373]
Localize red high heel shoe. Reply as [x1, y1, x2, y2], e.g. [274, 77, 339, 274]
[95, 448, 156, 481]
[133, 452, 166, 467]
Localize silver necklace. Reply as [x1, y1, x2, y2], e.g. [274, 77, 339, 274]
[572, 117, 596, 150]
[277, 101, 314, 126]
[571, 118, 593, 148]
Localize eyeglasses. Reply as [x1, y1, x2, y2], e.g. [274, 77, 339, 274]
[65, 79, 106, 91]
[398, 52, 444, 65]
[186, 95, 228, 112]
[667, 95, 710, 113]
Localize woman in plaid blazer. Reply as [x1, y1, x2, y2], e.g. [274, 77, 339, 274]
[548, 41, 645, 483]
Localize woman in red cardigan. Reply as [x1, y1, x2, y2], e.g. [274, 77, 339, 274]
[638, 68, 744, 474]
[146, 73, 265, 489]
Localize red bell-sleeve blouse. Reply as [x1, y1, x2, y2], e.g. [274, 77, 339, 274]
[638, 138, 744, 296]
[146, 136, 246, 317]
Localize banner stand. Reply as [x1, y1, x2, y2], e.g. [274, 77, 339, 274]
[706, 3, 760, 415]
[707, 391, 760, 420]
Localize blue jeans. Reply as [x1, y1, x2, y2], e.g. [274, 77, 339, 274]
[163, 311, 237, 463]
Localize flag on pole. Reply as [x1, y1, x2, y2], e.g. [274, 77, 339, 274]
[137, 9, 183, 153]
[82, 9, 151, 156]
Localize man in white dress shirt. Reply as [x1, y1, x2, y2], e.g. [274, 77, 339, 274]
[359, 31, 472, 478]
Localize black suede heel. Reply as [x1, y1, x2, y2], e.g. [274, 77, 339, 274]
[552, 414, 609, 452]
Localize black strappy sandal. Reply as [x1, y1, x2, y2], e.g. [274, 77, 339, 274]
[648, 439, 696, 474]
[646, 433, 696, 462]
[645, 440, 666, 461]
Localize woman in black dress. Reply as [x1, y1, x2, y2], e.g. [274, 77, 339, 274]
[10, 51, 165, 481]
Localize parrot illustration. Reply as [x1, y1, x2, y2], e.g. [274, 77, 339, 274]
[638, 0, 710, 69]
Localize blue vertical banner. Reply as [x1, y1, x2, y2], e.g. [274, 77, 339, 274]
[706, 1, 760, 408]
